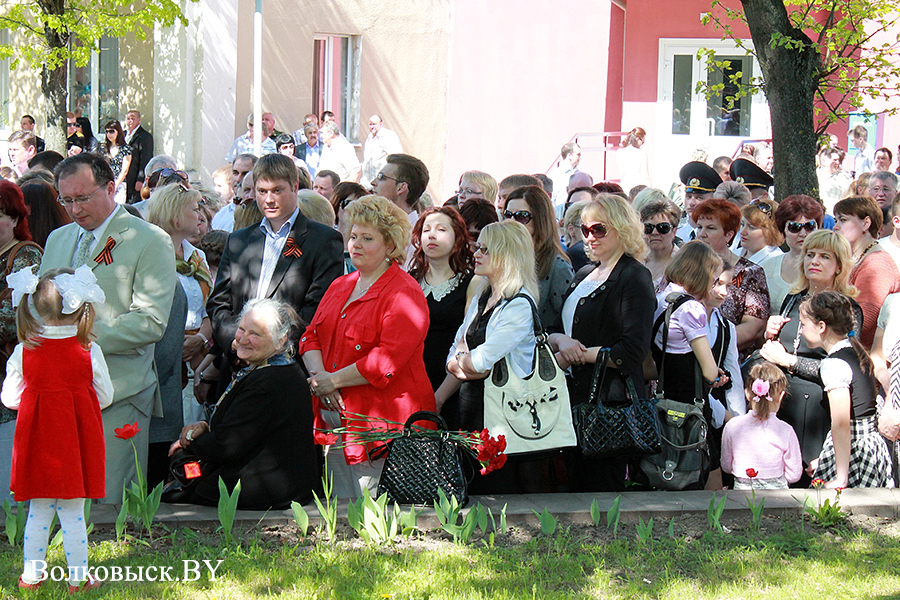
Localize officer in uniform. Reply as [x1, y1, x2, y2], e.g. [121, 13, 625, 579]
[729, 157, 774, 201]
[677, 161, 723, 241]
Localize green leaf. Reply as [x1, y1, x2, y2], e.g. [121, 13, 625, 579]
[291, 501, 309, 537]
[590, 498, 600, 527]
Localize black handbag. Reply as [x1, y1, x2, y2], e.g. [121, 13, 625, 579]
[572, 348, 661, 458]
[376, 411, 469, 506]
[639, 293, 711, 490]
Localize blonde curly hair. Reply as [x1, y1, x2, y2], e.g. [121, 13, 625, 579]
[581, 194, 648, 261]
[344, 195, 412, 264]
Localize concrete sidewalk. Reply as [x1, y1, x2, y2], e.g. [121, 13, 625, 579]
[86, 488, 900, 529]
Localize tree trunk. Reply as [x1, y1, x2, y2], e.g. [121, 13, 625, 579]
[741, 0, 821, 202]
[39, 0, 68, 154]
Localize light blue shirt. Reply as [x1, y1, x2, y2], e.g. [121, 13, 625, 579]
[255, 207, 300, 299]
[303, 142, 322, 177]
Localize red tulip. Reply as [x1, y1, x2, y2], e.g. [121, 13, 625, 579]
[114, 422, 141, 440]
[746, 468, 759, 478]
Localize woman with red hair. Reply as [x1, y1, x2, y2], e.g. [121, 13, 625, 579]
[693, 198, 770, 360]
[409, 206, 475, 428]
[0, 179, 43, 502]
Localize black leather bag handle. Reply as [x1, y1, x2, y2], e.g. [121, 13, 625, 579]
[403, 410, 449, 431]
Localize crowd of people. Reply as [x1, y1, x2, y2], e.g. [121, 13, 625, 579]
[1, 109, 900, 589]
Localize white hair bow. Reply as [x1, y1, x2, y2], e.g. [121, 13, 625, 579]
[53, 265, 106, 314]
[6, 265, 40, 309]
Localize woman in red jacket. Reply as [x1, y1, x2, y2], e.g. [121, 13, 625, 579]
[300, 195, 435, 498]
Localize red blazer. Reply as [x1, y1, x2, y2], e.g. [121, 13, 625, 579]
[299, 262, 435, 464]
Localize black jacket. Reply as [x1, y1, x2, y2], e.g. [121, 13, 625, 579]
[551, 254, 655, 400]
[187, 362, 318, 510]
[124, 126, 153, 202]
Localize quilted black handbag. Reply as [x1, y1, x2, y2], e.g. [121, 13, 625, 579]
[572, 348, 662, 458]
[376, 411, 469, 506]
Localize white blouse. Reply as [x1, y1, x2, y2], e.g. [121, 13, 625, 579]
[179, 240, 210, 331]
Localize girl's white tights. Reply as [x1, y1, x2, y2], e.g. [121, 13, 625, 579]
[21, 498, 88, 585]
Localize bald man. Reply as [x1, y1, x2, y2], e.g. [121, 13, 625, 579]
[361, 114, 402, 184]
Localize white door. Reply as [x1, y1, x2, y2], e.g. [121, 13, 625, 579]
[655, 39, 770, 187]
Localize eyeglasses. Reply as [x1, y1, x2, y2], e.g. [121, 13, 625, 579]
[869, 186, 896, 194]
[58, 184, 105, 206]
[456, 188, 483, 197]
[503, 210, 533, 225]
[643, 222, 673, 235]
[472, 244, 490, 255]
[749, 199, 774, 217]
[374, 172, 404, 184]
[786, 221, 817, 234]
[66, 122, 77, 129]
[581, 222, 609, 239]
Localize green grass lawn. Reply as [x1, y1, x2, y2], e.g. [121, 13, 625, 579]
[1, 517, 899, 599]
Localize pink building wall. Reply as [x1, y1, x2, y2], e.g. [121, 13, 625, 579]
[442, 0, 614, 200]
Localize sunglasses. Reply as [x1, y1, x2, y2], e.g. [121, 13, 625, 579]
[786, 221, 817, 234]
[581, 222, 609, 239]
[503, 210, 533, 225]
[749, 199, 774, 217]
[643, 222, 673, 235]
[148, 168, 189, 188]
[472, 244, 490, 255]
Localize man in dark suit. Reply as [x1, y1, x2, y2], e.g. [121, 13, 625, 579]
[207, 153, 343, 380]
[19, 115, 44, 153]
[124, 110, 154, 203]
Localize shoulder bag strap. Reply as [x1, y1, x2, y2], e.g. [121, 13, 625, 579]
[507, 292, 544, 337]
[4, 241, 41, 277]
[656, 293, 694, 395]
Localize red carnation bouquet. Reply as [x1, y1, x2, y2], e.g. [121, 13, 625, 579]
[322, 412, 507, 475]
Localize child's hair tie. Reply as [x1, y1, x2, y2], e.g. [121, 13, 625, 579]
[751, 378, 773, 402]
[7, 265, 39, 308]
[53, 266, 106, 314]
[848, 330, 856, 338]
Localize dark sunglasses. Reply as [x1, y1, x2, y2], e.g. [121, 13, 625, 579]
[749, 199, 774, 217]
[786, 221, 817, 234]
[503, 210, 533, 225]
[644, 222, 673, 235]
[148, 168, 189, 188]
[581, 222, 609, 239]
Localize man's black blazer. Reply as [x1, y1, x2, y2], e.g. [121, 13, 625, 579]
[207, 211, 343, 352]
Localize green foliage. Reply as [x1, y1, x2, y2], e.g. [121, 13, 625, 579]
[804, 489, 845, 527]
[346, 489, 401, 546]
[2, 499, 27, 547]
[607, 495, 622, 539]
[119, 440, 164, 539]
[668, 517, 676, 539]
[217, 477, 242, 546]
[707, 494, 727, 533]
[636, 516, 654, 544]
[532, 509, 557, 536]
[0, 0, 194, 71]
[700, 0, 900, 133]
[290, 501, 309, 537]
[747, 489, 766, 531]
[434, 489, 483, 544]
[312, 460, 338, 541]
[590, 498, 601, 527]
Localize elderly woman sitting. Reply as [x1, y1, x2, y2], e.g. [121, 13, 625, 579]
[166, 299, 317, 510]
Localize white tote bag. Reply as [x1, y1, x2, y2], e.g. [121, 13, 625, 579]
[483, 295, 577, 456]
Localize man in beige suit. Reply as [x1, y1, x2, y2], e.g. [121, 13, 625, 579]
[41, 153, 176, 503]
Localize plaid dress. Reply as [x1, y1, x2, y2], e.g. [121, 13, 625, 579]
[813, 341, 892, 488]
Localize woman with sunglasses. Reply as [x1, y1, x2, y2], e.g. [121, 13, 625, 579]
[760, 195, 824, 313]
[737, 198, 782, 265]
[73, 117, 99, 154]
[409, 206, 474, 428]
[759, 229, 863, 485]
[102, 120, 133, 205]
[640, 199, 682, 293]
[548, 195, 656, 491]
[501, 185, 573, 328]
[693, 198, 770, 361]
[833, 196, 900, 349]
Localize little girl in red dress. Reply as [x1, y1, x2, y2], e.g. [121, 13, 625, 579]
[1, 265, 112, 593]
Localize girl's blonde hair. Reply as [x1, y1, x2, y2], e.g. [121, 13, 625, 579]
[790, 229, 857, 297]
[581, 194, 649, 261]
[474, 220, 539, 300]
[17, 268, 95, 350]
[745, 361, 787, 421]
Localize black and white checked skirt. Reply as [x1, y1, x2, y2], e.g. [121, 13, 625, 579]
[813, 416, 893, 488]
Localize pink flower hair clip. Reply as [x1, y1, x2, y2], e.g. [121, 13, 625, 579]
[751, 378, 773, 402]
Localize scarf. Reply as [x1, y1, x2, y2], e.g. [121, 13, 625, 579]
[176, 249, 213, 301]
